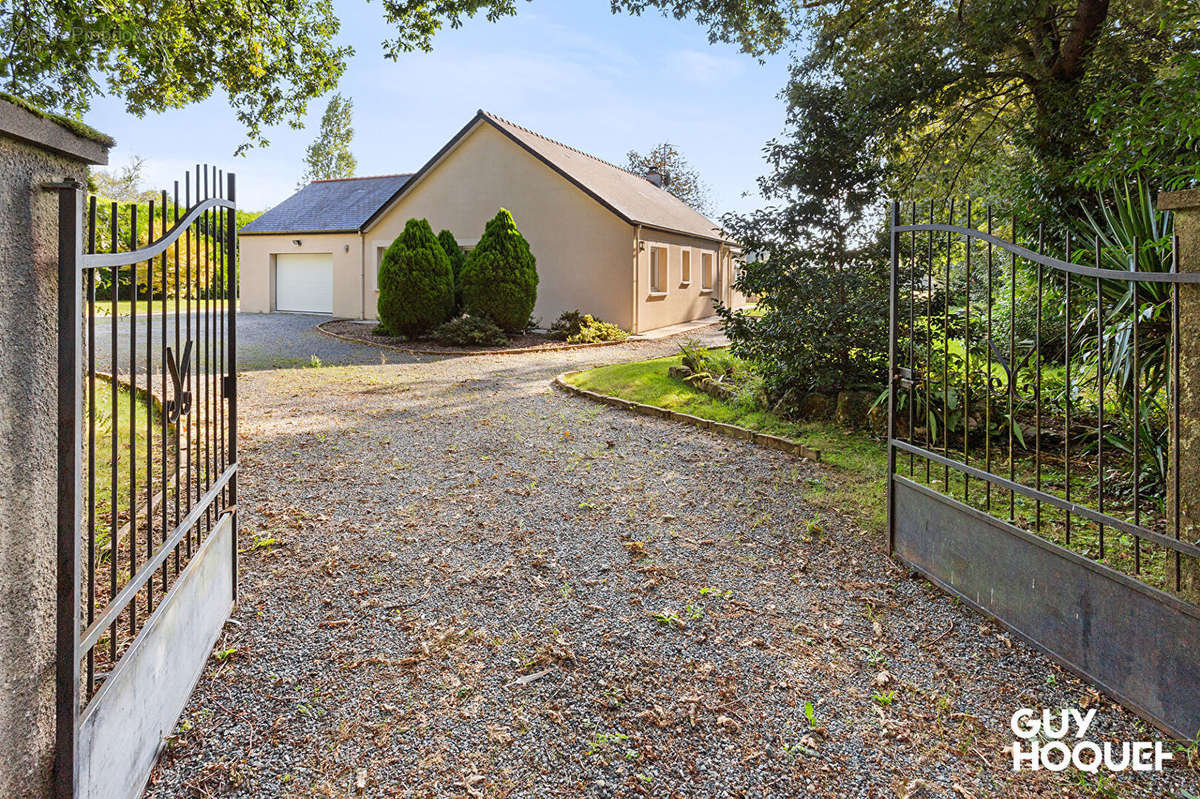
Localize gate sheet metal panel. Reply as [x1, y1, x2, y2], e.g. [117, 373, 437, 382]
[76, 513, 233, 799]
[893, 476, 1200, 738]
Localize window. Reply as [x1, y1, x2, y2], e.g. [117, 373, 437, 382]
[681, 249, 691, 285]
[701, 252, 714, 291]
[650, 246, 668, 294]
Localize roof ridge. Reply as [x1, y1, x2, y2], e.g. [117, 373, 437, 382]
[480, 111, 652, 184]
[310, 173, 413, 183]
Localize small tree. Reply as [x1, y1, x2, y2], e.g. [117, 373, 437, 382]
[460, 209, 538, 332]
[626, 142, 712, 214]
[298, 93, 356, 187]
[437, 229, 468, 309]
[377, 218, 454, 338]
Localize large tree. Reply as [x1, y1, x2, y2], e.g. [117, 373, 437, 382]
[299, 93, 357, 186]
[794, 0, 1200, 211]
[626, 142, 713, 214]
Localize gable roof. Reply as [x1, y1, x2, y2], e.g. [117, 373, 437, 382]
[370, 111, 733, 244]
[240, 174, 412, 236]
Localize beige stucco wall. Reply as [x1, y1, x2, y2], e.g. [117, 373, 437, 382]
[634, 229, 746, 333]
[238, 232, 362, 318]
[239, 121, 742, 333]
[365, 122, 635, 329]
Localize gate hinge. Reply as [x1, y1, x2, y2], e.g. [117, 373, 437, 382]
[222, 375, 236, 399]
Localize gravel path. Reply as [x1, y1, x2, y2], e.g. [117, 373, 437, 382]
[145, 323, 1197, 799]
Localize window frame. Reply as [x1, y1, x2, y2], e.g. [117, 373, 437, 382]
[680, 249, 692, 287]
[701, 251, 714, 293]
[649, 245, 669, 295]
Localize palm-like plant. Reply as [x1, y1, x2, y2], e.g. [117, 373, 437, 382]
[1073, 177, 1175, 499]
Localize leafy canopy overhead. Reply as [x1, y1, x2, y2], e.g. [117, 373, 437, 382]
[0, 0, 350, 154]
[795, 0, 1200, 210]
[299, 93, 357, 187]
[626, 142, 713, 215]
[0, 0, 792, 154]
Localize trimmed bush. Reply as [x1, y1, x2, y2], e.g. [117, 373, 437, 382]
[432, 314, 508, 347]
[377, 218, 455, 338]
[437, 229, 468, 310]
[460, 208, 538, 332]
[547, 309, 586, 340]
[548, 310, 628, 344]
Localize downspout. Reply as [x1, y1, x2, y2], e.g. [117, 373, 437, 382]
[633, 225, 642, 334]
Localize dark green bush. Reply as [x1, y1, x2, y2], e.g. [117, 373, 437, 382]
[432, 314, 508, 347]
[547, 309, 587, 340]
[460, 209, 538, 332]
[377, 218, 455, 338]
[438, 229, 468, 310]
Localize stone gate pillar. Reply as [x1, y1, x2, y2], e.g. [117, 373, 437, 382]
[1158, 189, 1200, 601]
[0, 97, 110, 798]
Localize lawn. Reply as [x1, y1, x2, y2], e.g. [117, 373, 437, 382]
[92, 298, 236, 318]
[562, 353, 889, 533]
[86, 379, 176, 560]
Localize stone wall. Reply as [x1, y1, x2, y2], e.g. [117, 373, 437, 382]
[0, 100, 108, 798]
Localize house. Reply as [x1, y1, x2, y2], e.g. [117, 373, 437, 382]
[239, 110, 748, 333]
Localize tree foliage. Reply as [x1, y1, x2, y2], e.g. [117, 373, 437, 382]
[299, 93, 357, 187]
[91, 155, 156, 203]
[0, 0, 350, 153]
[460, 209, 538, 333]
[377, 218, 455, 338]
[626, 142, 712, 214]
[437, 229, 469, 309]
[0, 0, 794, 153]
[794, 0, 1200, 213]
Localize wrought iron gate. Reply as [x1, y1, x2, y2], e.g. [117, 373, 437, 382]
[51, 167, 238, 799]
[886, 200, 1200, 739]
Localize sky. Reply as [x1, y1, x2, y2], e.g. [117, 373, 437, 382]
[82, 0, 795, 216]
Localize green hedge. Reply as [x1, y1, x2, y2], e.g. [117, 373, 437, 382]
[377, 218, 455, 337]
[460, 208, 538, 332]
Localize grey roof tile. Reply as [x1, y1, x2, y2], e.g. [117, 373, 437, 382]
[240, 174, 411, 235]
[479, 112, 730, 242]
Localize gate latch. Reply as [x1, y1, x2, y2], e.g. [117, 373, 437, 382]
[894, 367, 918, 390]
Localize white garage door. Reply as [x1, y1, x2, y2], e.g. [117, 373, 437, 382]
[275, 253, 333, 314]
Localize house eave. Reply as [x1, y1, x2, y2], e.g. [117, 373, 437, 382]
[238, 228, 362, 237]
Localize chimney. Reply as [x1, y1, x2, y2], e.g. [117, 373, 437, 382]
[646, 166, 664, 188]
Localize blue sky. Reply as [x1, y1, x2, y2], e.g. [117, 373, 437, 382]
[82, 0, 793, 216]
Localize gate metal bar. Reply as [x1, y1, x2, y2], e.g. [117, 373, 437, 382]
[887, 199, 1200, 738]
[52, 169, 238, 799]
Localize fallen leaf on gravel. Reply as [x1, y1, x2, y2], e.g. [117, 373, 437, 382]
[951, 784, 975, 799]
[716, 714, 741, 732]
[873, 670, 893, 687]
[506, 666, 556, 688]
[355, 768, 367, 792]
[622, 540, 648, 557]
[486, 723, 513, 744]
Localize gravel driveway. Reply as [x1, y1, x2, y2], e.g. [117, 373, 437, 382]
[144, 320, 1197, 799]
